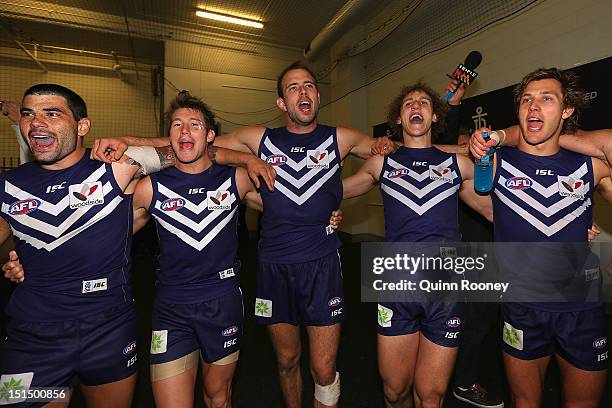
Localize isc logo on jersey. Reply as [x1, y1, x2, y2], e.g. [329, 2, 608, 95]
[429, 165, 453, 183]
[388, 168, 410, 179]
[69, 181, 104, 209]
[161, 198, 185, 211]
[266, 154, 287, 166]
[506, 177, 532, 190]
[307, 150, 330, 169]
[207, 190, 231, 210]
[557, 176, 585, 200]
[9, 199, 41, 215]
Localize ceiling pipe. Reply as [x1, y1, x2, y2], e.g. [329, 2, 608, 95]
[304, 0, 374, 61]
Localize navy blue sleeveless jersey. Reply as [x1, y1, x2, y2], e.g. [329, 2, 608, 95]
[258, 125, 342, 263]
[148, 165, 240, 303]
[379, 147, 462, 242]
[493, 147, 595, 311]
[0, 150, 133, 321]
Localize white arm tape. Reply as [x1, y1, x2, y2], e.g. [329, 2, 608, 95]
[489, 131, 501, 146]
[125, 146, 161, 175]
[314, 372, 340, 406]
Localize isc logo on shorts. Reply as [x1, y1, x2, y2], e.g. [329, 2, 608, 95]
[69, 181, 104, 209]
[82, 278, 107, 294]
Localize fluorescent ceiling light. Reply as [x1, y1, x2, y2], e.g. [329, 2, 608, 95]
[195, 10, 264, 29]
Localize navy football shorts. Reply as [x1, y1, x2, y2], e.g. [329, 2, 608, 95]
[150, 286, 243, 365]
[502, 303, 608, 371]
[1, 302, 137, 407]
[377, 301, 463, 347]
[255, 251, 344, 326]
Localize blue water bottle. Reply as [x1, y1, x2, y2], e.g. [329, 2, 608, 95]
[474, 131, 495, 193]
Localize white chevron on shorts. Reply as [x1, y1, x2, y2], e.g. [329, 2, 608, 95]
[274, 164, 339, 205]
[155, 207, 238, 251]
[495, 189, 591, 236]
[501, 161, 588, 198]
[381, 183, 459, 215]
[262, 135, 333, 172]
[156, 178, 232, 215]
[10, 196, 124, 251]
[153, 192, 237, 233]
[4, 164, 107, 216]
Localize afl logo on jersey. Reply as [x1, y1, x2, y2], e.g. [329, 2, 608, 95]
[161, 198, 185, 211]
[266, 154, 287, 166]
[221, 326, 239, 337]
[505, 177, 532, 190]
[9, 199, 41, 215]
[388, 168, 410, 179]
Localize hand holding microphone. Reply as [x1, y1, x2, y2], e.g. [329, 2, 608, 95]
[445, 51, 482, 102]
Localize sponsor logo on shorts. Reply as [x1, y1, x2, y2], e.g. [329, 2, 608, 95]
[123, 340, 137, 355]
[387, 168, 409, 179]
[597, 351, 608, 362]
[429, 165, 453, 183]
[444, 331, 459, 339]
[82, 278, 107, 294]
[505, 177, 532, 190]
[446, 317, 461, 328]
[8, 199, 40, 215]
[224, 338, 237, 349]
[593, 337, 607, 349]
[328, 297, 342, 307]
[207, 190, 231, 210]
[221, 326, 239, 337]
[584, 267, 600, 282]
[126, 354, 137, 368]
[557, 176, 585, 200]
[254, 298, 272, 318]
[150, 330, 168, 354]
[502, 321, 523, 351]
[0, 372, 34, 404]
[69, 181, 104, 209]
[307, 150, 329, 169]
[266, 154, 287, 166]
[377, 304, 393, 328]
[161, 198, 185, 211]
[331, 308, 343, 317]
[219, 268, 235, 280]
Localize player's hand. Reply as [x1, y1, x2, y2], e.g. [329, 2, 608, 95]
[470, 127, 496, 159]
[371, 136, 398, 156]
[588, 224, 601, 241]
[446, 79, 466, 106]
[246, 156, 276, 191]
[329, 209, 343, 229]
[2, 250, 24, 284]
[91, 138, 128, 163]
[1, 100, 21, 125]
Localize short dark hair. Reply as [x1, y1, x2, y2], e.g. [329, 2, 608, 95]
[276, 61, 318, 98]
[513, 67, 586, 134]
[23, 84, 87, 120]
[386, 82, 448, 140]
[165, 91, 216, 136]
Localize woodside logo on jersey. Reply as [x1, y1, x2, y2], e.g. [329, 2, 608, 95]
[69, 181, 104, 209]
[207, 190, 231, 210]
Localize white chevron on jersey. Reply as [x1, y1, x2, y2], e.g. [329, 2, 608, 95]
[274, 163, 339, 205]
[262, 135, 334, 172]
[4, 164, 107, 216]
[501, 161, 588, 198]
[272, 150, 338, 189]
[10, 196, 124, 251]
[499, 174, 590, 218]
[155, 207, 238, 251]
[384, 169, 458, 199]
[381, 183, 459, 216]
[156, 178, 232, 215]
[153, 192, 237, 233]
[387, 157, 455, 182]
[3, 181, 113, 238]
[495, 189, 591, 236]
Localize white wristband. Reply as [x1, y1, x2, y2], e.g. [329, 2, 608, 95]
[490, 131, 500, 146]
[125, 146, 161, 175]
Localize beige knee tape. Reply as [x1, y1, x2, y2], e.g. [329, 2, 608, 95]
[314, 371, 340, 406]
[150, 349, 199, 382]
[211, 351, 239, 366]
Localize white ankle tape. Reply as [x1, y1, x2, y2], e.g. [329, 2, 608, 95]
[125, 146, 161, 175]
[314, 371, 340, 406]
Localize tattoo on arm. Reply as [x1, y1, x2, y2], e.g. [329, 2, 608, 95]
[208, 145, 217, 164]
[157, 146, 176, 169]
[125, 157, 144, 178]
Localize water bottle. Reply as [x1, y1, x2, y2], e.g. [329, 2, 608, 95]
[474, 131, 495, 193]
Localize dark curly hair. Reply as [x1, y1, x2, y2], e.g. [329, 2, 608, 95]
[386, 82, 448, 141]
[164, 90, 216, 136]
[513, 68, 586, 134]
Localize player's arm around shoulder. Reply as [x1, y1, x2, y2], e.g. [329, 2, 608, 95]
[132, 176, 153, 234]
[337, 127, 397, 160]
[213, 125, 266, 154]
[560, 129, 612, 163]
[592, 157, 611, 190]
[343, 154, 384, 199]
[109, 145, 176, 191]
[235, 167, 263, 212]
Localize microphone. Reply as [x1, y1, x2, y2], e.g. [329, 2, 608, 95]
[445, 51, 482, 101]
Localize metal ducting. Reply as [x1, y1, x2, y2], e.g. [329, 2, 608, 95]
[304, 0, 374, 61]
